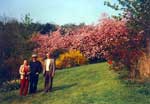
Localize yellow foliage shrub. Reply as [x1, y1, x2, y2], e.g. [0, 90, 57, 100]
[56, 50, 88, 69]
[138, 52, 150, 79]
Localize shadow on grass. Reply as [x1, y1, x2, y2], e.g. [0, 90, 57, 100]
[0, 83, 78, 103]
[36, 83, 78, 93]
[52, 83, 77, 92]
[120, 78, 150, 96]
[36, 89, 44, 93]
[0, 92, 22, 103]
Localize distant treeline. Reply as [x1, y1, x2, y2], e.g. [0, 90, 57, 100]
[0, 14, 86, 85]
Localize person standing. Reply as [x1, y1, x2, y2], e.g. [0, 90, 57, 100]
[19, 60, 30, 96]
[29, 54, 43, 94]
[43, 53, 56, 93]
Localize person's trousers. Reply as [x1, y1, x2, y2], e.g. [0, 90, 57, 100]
[20, 79, 29, 96]
[44, 71, 53, 92]
[29, 75, 39, 94]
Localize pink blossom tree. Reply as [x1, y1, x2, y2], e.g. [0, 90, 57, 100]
[32, 17, 143, 78]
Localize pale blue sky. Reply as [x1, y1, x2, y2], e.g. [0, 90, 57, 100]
[0, 0, 119, 25]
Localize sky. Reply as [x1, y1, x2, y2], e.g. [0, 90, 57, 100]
[0, 0, 119, 25]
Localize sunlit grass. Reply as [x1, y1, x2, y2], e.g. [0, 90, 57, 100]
[0, 63, 150, 104]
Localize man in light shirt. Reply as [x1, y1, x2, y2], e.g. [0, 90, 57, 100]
[43, 53, 56, 93]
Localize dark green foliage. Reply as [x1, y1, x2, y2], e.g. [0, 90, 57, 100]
[0, 80, 19, 92]
[0, 15, 59, 85]
[105, 0, 150, 37]
[105, 0, 150, 79]
[88, 57, 106, 64]
[0, 16, 39, 85]
[52, 48, 67, 59]
[40, 23, 57, 34]
[0, 22, 27, 84]
[60, 23, 85, 35]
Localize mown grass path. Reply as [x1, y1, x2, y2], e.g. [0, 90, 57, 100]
[0, 63, 150, 104]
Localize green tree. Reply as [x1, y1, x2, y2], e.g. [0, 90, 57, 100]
[105, 0, 150, 47]
[105, 0, 150, 79]
[22, 13, 33, 27]
[0, 16, 36, 84]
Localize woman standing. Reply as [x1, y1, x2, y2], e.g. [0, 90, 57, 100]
[19, 60, 30, 96]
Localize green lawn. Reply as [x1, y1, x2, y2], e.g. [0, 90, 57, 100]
[0, 63, 150, 104]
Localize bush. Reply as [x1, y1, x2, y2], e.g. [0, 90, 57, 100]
[52, 49, 67, 59]
[56, 50, 88, 69]
[0, 79, 20, 92]
[0, 57, 22, 85]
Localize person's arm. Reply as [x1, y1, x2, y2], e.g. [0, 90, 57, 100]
[42, 60, 46, 76]
[36, 61, 43, 75]
[27, 65, 30, 75]
[19, 65, 24, 75]
[52, 59, 56, 77]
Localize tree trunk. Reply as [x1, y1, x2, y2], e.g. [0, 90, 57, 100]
[138, 36, 150, 79]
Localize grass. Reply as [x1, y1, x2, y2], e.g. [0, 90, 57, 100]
[0, 63, 150, 104]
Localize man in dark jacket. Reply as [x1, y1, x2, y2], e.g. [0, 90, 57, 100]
[29, 54, 43, 94]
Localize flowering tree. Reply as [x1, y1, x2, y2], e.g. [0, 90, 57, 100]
[31, 26, 93, 58]
[32, 17, 132, 60]
[105, 0, 150, 78]
[32, 17, 144, 78]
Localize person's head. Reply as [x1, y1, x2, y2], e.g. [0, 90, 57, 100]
[32, 54, 37, 61]
[23, 60, 28, 65]
[46, 53, 51, 59]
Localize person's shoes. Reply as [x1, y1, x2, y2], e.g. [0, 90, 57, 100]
[49, 88, 52, 92]
[43, 90, 49, 93]
[29, 91, 33, 94]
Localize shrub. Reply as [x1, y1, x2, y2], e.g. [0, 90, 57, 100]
[0, 79, 20, 92]
[52, 49, 67, 59]
[56, 50, 88, 69]
[0, 57, 22, 85]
